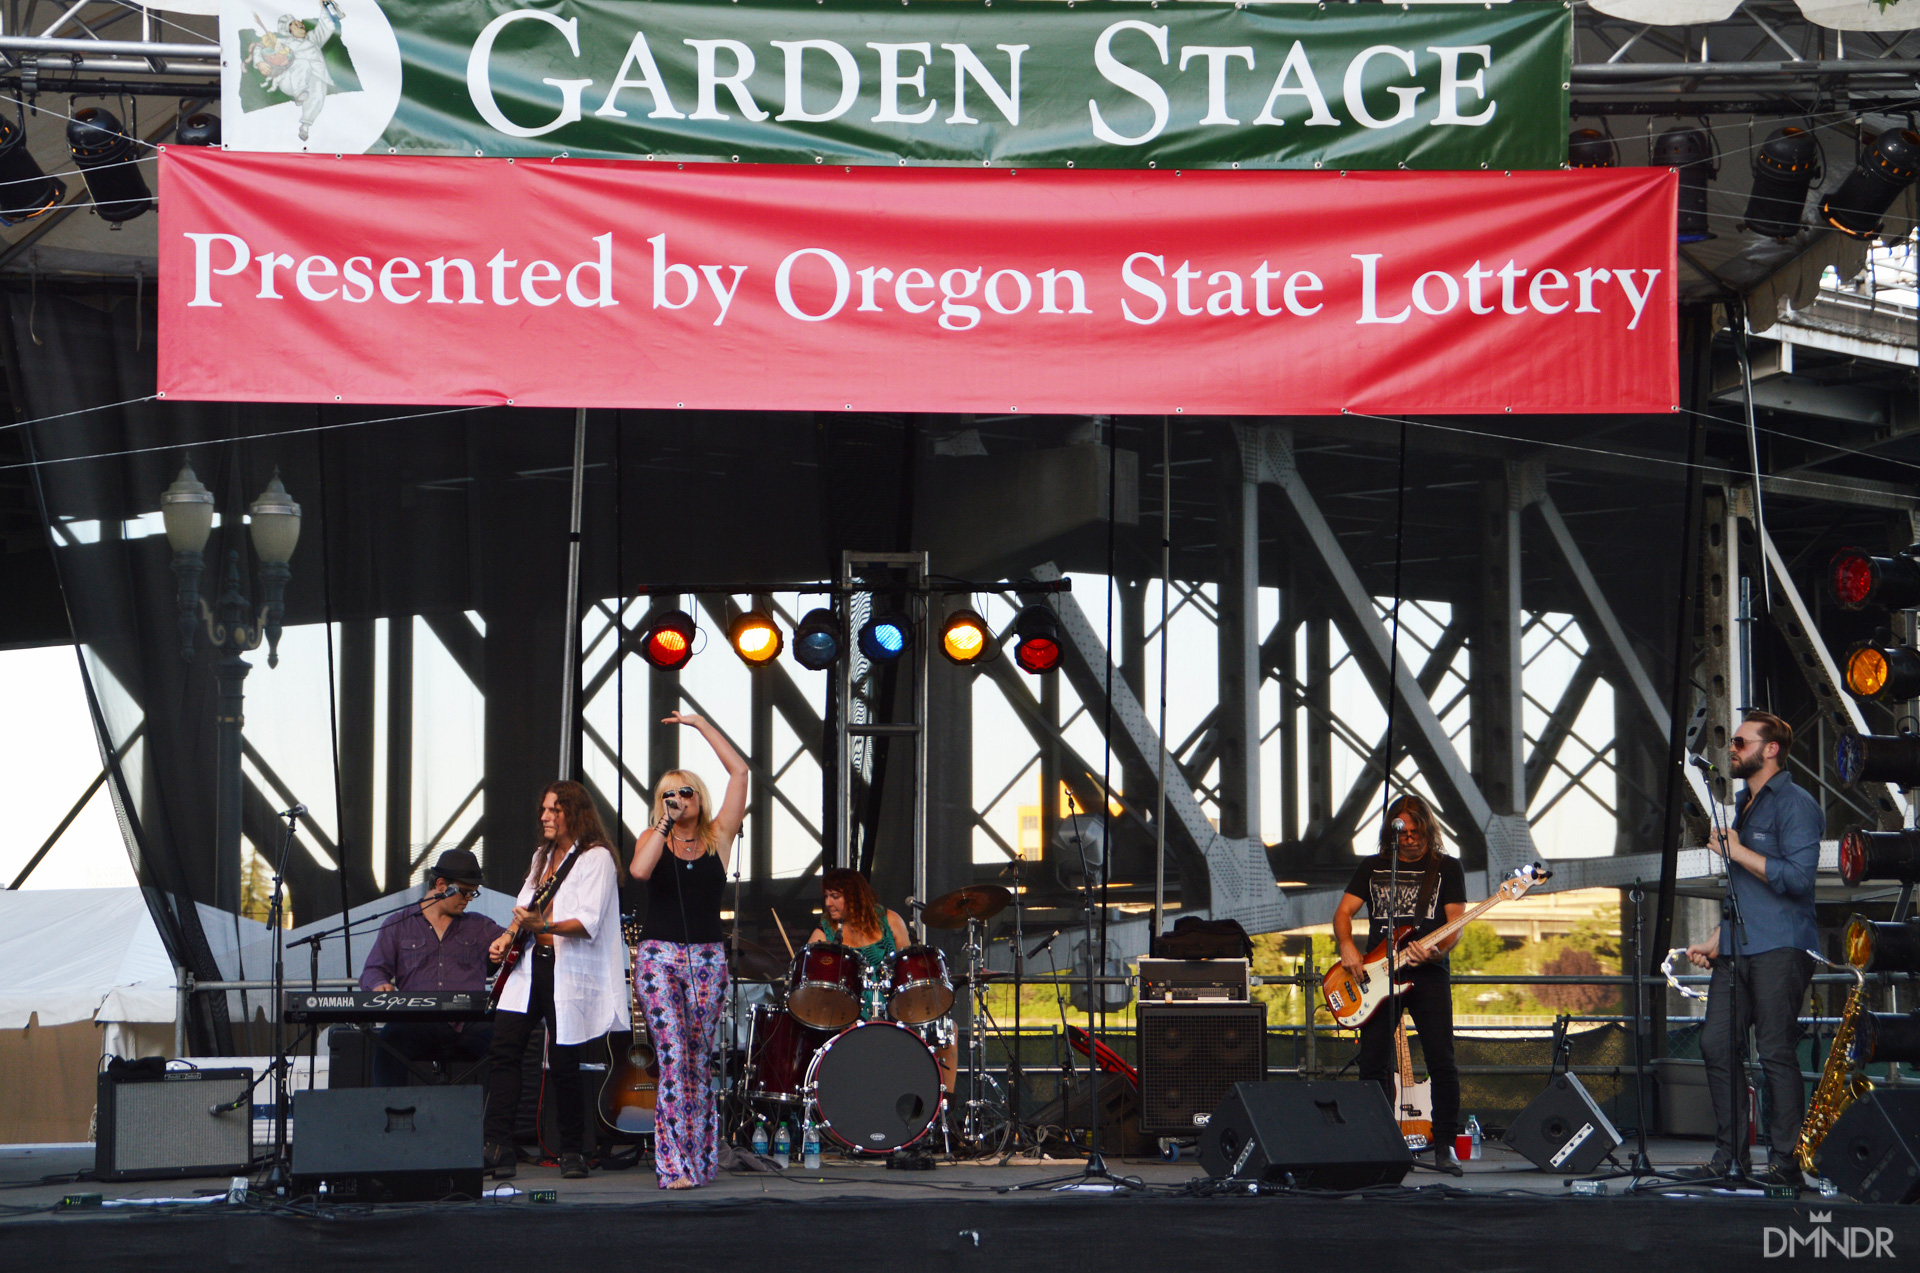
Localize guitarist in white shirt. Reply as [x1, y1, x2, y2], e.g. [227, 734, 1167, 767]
[1333, 794, 1469, 1176]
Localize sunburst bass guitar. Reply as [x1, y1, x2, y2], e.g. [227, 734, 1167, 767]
[1392, 1019, 1432, 1151]
[1321, 861, 1551, 1029]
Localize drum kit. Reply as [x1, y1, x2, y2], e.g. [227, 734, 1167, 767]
[739, 883, 1014, 1156]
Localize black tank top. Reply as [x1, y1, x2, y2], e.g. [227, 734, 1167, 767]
[645, 847, 726, 944]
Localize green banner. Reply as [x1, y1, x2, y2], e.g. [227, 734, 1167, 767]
[219, 0, 1571, 168]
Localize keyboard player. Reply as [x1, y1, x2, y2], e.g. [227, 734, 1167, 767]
[357, 849, 504, 1087]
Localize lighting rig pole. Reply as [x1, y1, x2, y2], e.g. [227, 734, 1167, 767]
[161, 463, 302, 915]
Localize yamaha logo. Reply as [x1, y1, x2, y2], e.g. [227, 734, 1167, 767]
[1763, 1211, 1896, 1259]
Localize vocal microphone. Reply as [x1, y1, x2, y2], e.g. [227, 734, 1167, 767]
[209, 1093, 249, 1116]
[1688, 754, 1717, 773]
[280, 804, 306, 820]
[904, 896, 925, 913]
[1391, 817, 1406, 833]
[1027, 930, 1062, 959]
[664, 797, 682, 813]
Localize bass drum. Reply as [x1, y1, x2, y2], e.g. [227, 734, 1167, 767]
[746, 1006, 830, 1105]
[806, 1021, 945, 1154]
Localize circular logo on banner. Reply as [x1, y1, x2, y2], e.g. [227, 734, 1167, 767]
[221, 0, 401, 154]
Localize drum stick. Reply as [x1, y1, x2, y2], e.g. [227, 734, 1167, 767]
[771, 909, 796, 959]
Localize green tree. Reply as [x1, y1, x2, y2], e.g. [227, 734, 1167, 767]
[1451, 921, 1505, 972]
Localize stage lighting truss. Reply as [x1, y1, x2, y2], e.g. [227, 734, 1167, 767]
[638, 608, 697, 671]
[727, 609, 784, 666]
[1839, 829, 1920, 888]
[1843, 641, 1920, 702]
[792, 607, 844, 671]
[939, 608, 993, 666]
[1011, 603, 1061, 674]
[1830, 547, 1920, 612]
[858, 610, 913, 663]
[1845, 915, 1920, 976]
[1836, 734, 1920, 790]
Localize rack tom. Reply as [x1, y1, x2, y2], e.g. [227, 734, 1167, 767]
[787, 942, 865, 1030]
[884, 944, 954, 1025]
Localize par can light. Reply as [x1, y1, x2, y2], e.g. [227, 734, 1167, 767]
[67, 107, 151, 224]
[1829, 547, 1920, 612]
[638, 608, 697, 671]
[728, 610, 784, 666]
[939, 608, 993, 666]
[858, 612, 912, 663]
[792, 607, 843, 670]
[1849, 1010, 1920, 1068]
[1836, 735, 1920, 789]
[1012, 604, 1061, 674]
[1822, 129, 1920, 240]
[1839, 828, 1920, 887]
[1742, 126, 1820, 240]
[1651, 127, 1715, 243]
[1844, 643, 1920, 701]
[1568, 128, 1617, 169]
[0, 114, 64, 225]
[1844, 914, 1920, 973]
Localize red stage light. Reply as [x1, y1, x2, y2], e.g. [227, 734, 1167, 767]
[639, 609, 696, 671]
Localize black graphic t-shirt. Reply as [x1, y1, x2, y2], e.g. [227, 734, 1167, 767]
[1342, 851, 1468, 964]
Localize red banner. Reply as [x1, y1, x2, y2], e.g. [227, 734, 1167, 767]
[159, 151, 1676, 415]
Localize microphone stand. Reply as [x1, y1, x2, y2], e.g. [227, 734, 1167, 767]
[1008, 794, 1133, 1192]
[259, 807, 301, 1196]
[1683, 756, 1752, 1189]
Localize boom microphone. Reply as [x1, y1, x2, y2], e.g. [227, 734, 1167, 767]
[1027, 929, 1062, 959]
[1688, 754, 1717, 773]
[280, 804, 306, 819]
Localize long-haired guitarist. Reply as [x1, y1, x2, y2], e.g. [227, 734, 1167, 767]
[482, 780, 629, 1181]
[630, 712, 749, 1190]
[1333, 793, 1468, 1175]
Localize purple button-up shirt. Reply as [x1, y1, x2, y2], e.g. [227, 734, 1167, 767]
[359, 905, 506, 993]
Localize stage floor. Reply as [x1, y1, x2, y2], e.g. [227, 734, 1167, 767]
[5, 1137, 1915, 1273]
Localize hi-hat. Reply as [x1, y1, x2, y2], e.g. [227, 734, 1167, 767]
[921, 884, 1012, 929]
[728, 937, 787, 982]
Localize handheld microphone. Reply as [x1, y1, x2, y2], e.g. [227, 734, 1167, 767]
[280, 804, 306, 820]
[664, 797, 682, 814]
[1027, 930, 1062, 959]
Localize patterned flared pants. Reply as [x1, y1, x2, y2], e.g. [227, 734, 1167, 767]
[634, 940, 729, 1186]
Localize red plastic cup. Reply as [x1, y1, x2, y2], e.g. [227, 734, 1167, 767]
[1455, 1133, 1473, 1161]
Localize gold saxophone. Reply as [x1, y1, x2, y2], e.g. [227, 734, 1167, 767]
[1796, 967, 1873, 1175]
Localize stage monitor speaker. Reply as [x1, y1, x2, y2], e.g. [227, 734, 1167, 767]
[1025, 1071, 1156, 1157]
[1197, 1081, 1413, 1188]
[292, 1085, 483, 1202]
[1136, 1002, 1267, 1136]
[1504, 1072, 1623, 1175]
[95, 1064, 253, 1182]
[1815, 1088, 1920, 1205]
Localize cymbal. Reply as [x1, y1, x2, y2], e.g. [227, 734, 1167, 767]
[728, 937, 787, 982]
[921, 884, 1011, 929]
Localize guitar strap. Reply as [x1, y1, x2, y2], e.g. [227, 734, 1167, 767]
[1411, 854, 1442, 925]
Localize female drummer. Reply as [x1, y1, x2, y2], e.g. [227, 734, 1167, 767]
[631, 712, 748, 1190]
[808, 869, 955, 1092]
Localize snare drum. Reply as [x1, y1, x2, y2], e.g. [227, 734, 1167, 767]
[787, 942, 865, 1030]
[884, 945, 954, 1025]
[745, 1005, 831, 1105]
[805, 1020, 945, 1154]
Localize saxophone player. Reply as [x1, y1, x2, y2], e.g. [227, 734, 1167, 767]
[1679, 711, 1821, 1188]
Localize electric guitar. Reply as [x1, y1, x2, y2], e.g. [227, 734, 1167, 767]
[1392, 1019, 1433, 1152]
[488, 846, 579, 1009]
[1322, 861, 1551, 1029]
[598, 916, 659, 1137]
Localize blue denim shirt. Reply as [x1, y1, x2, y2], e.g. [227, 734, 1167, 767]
[1719, 769, 1822, 957]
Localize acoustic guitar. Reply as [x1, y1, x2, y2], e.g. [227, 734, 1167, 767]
[598, 915, 659, 1137]
[1322, 861, 1551, 1029]
[1392, 1019, 1433, 1152]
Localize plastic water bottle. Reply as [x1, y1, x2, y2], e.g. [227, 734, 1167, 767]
[751, 1118, 769, 1157]
[803, 1120, 822, 1170]
[773, 1120, 792, 1162]
[1467, 1115, 1484, 1160]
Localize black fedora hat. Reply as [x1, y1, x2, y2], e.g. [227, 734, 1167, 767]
[427, 849, 484, 886]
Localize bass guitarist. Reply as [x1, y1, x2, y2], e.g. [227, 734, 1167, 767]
[482, 781, 629, 1181]
[1333, 793, 1468, 1176]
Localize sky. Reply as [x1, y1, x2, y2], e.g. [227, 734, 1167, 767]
[0, 573, 1618, 900]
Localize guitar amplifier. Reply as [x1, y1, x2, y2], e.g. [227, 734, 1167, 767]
[96, 1064, 253, 1182]
[1139, 958, 1250, 1003]
[1136, 1002, 1266, 1135]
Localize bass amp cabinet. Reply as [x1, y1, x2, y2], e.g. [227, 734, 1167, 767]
[1136, 1002, 1266, 1136]
[1198, 1081, 1413, 1188]
[1816, 1088, 1920, 1205]
[95, 1064, 253, 1182]
[292, 1085, 483, 1202]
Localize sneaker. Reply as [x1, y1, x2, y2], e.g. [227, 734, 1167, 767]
[483, 1142, 517, 1180]
[559, 1152, 590, 1180]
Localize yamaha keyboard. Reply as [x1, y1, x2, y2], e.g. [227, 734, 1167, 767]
[283, 990, 493, 1024]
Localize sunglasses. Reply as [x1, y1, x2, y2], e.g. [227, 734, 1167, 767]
[663, 787, 697, 799]
[1729, 736, 1762, 751]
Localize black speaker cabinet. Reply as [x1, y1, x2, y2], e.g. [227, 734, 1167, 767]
[1816, 1088, 1920, 1205]
[1504, 1072, 1623, 1175]
[96, 1065, 253, 1182]
[1026, 1071, 1156, 1157]
[292, 1085, 483, 1202]
[1136, 1002, 1267, 1136]
[1198, 1081, 1413, 1188]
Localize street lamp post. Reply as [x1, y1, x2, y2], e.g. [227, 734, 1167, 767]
[161, 463, 301, 915]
